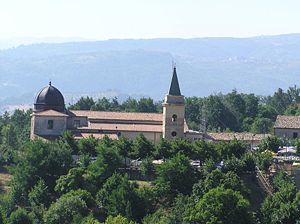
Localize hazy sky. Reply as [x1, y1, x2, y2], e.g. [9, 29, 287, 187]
[1, 0, 300, 39]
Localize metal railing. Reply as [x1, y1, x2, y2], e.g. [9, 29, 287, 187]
[256, 166, 273, 195]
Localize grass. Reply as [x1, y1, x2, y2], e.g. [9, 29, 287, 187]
[0, 166, 12, 193]
[130, 180, 152, 188]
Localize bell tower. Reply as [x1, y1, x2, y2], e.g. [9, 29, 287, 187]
[162, 66, 185, 139]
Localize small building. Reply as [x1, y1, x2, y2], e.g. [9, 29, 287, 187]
[274, 115, 300, 139]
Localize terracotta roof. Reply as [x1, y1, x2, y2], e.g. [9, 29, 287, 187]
[207, 132, 269, 141]
[33, 109, 68, 117]
[69, 110, 162, 122]
[78, 122, 162, 133]
[274, 115, 300, 129]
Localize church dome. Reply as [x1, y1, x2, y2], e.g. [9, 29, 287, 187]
[34, 82, 65, 112]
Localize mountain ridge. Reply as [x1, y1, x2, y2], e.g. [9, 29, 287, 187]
[1, 33, 300, 111]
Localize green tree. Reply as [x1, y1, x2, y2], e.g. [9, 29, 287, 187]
[260, 183, 298, 224]
[96, 173, 140, 220]
[257, 104, 278, 121]
[186, 187, 252, 224]
[28, 180, 51, 224]
[43, 194, 88, 224]
[10, 109, 31, 143]
[55, 167, 86, 194]
[78, 136, 99, 156]
[192, 140, 219, 162]
[105, 215, 136, 224]
[69, 96, 95, 110]
[140, 157, 155, 179]
[11, 140, 73, 204]
[87, 144, 121, 192]
[131, 134, 154, 159]
[287, 85, 300, 104]
[170, 138, 194, 158]
[224, 90, 246, 130]
[272, 171, 296, 192]
[0, 124, 20, 163]
[284, 104, 300, 116]
[295, 138, 300, 154]
[192, 169, 248, 200]
[242, 152, 256, 172]
[91, 97, 113, 111]
[185, 97, 203, 128]
[205, 94, 239, 131]
[137, 98, 157, 112]
[115, 137, 133, 163]
[217, 139, 248, 159]
[122, 98, 138, 112]
[155, 153, 197, 197]
[255, 151, 273, 173]
[80, 215, 101, 224]
[142, 209, 175, 224]
[259, 136, 281, 152]
[60, 131, 79, 154]
[251, 117, 273, 134]
[243, 93, 259, 118]
[28, 179, 51, 208]
[268, 88, 291, 115]
[8, 208, 33, 224]
[1, 124, 19, 149]
[154, 138, 172, 159]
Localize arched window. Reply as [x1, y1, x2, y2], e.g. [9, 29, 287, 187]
[171, 131, 177, 137]
[172, 114, 177, 122]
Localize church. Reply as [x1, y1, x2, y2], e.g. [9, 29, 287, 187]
[30, 67, 203, 142]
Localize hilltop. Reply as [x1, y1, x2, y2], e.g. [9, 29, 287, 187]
[1, 34, 300, 111]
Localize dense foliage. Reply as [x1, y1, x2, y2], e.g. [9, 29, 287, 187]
[1, 86, 300, 223]
[0, 130, 288, 223]
[67, 86, 300, 133]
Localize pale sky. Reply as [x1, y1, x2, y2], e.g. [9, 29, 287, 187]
[1, 0, 300, 40]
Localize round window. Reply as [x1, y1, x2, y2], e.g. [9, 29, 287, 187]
[171, 131, 177, 137]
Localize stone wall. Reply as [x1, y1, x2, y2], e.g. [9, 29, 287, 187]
[31, 116, 67, 137]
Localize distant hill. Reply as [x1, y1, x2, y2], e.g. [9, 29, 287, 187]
[1, 34, 300, 111]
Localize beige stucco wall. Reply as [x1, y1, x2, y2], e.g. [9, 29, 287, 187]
[274, 128, 300, 139]
[32, 115, 67, 137]
[120, 131, 162, 143]
[162, 95, 185, 139]
[67, 116, 88, 128]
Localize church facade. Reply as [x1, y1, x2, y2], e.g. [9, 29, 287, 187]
[30, 68, 202, 142]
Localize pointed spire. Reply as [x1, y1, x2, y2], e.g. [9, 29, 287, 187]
[168, 66, 181, 96]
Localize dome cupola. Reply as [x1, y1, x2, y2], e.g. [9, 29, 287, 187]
[34, 82, 65, 112]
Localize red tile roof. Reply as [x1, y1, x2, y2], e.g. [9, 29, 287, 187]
[69, 110, 162, 122]
[33, 110, 69, 117]
[274, 115, 300, 129]
[79, 122, 163, 133]
[207, 132, 269, 141]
